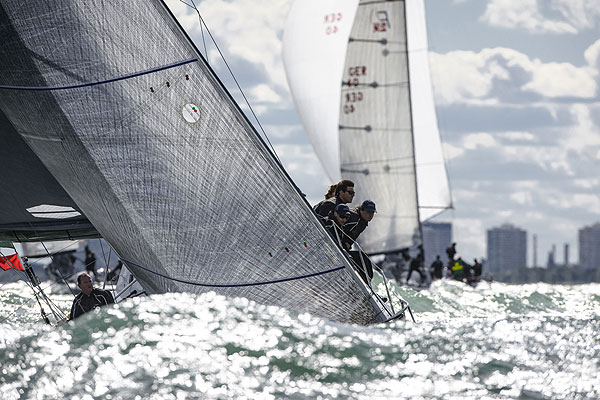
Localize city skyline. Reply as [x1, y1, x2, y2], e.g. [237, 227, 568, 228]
[167, 0, 600, 263]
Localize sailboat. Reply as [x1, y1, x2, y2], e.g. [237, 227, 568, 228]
[282, 0, 452, 257]
[0, 0, 409, 324]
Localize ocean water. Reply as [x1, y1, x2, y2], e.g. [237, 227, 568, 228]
[0, 279, 599, 399]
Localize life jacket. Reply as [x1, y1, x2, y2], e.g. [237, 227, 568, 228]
[451, 260, 464, 278]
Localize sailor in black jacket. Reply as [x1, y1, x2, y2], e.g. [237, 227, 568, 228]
[313, 180, 355, 220]
[69, 272, 115, 320]
[345, 200, 377, 245]
[323, 204, 353, 250]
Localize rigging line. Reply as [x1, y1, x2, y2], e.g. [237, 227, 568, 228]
[98, 239, 112, 290]
[192, 0, 208, 57]
[121, 258, 345, 288]
[0, 59, 197, 91]
[40, 241, 76, 297]
[26, 240, 82, 268]
[178, 0, 282, 165]
[0, 254, 63, 324]
[177, 0, 208, 57]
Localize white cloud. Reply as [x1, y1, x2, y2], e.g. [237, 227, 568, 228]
[442, 142, 465, 161]
[499, 131, 536, 142]
[167, 0, 292, 91]
[481, 0, 600, 34]
[262, 124, 299, 140]
[573, 178, 600, 189]
[584, 39, 600, 68]
[559, 103, 600, 151]
[462, 133, 497, 150]
[546, 193, 600, 213]
[430, 47, 597, 105]
[248, 84, 282, 103]
[510, 191, 533, 205]
[550, 0, 600, 31]
[481, 0, 577, 34]
[502, 145, 575, 175]
[523, 60, 597, 98]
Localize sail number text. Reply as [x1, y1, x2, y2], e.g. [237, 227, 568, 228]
[344, 65, 367, 88]
[324, 12, 342, 35]
[343, 91, 364, 114]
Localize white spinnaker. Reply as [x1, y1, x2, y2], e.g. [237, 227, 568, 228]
[406, 0, 452, 221]
[282, 0, 360, 183]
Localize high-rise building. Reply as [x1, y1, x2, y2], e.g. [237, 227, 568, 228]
[486, 223, 527, 271]
[422, 222, 452, 269]
[579, 222, 600, 270]
[547, 244, 556, 269]
[533, 234, 538, 267]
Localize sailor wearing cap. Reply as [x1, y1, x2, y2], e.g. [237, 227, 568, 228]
[323, 204, 353, 250]
[345, 200, 377, 245]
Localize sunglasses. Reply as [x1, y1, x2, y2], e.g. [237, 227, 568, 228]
[346, 190, 355, 195]
[339, 214, 350, 219]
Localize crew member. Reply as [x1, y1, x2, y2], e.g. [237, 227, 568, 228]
[345, 200, 377, 284]
[69, 272, 114, 320]
[345, 200, 376, 246]
[313, 180, 355, 220]
[430, 255, 444, 280]
[323, 204, 352, 250]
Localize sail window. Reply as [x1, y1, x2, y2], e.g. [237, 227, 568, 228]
[26, 205, 81, 219]
[182, 103, 200, 123]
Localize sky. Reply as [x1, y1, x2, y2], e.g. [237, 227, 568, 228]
[166, 0, 600, 266]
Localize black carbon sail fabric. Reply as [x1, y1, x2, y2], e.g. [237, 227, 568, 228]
[0, 0, 389, 324]
[0, 109, 99, 242]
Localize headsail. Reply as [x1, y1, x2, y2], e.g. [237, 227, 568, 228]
[0, 0, 390, 324]
[282, 0, 360, 183]
[283, 0, 452, 254]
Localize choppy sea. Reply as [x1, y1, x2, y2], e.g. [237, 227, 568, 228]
[0, 278, 598, 399]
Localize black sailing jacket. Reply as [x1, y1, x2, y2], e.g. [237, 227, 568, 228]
[69, 288, 115, 320]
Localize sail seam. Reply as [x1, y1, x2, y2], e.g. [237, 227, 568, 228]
[121, 259, 346, 288]
[0, 58, 198, 91]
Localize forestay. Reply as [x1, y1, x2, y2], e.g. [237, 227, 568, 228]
[0, 0, 389, 324]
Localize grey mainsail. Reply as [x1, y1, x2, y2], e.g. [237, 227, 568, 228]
[0, 0, 391, 324]
[339, 0, 420, 254]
